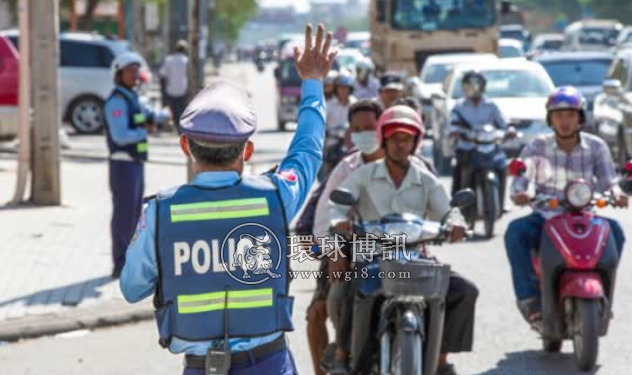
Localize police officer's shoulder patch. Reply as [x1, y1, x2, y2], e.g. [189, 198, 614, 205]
[277, 169, 298, 183]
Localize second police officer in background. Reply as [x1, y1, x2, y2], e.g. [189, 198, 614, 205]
[105, 52, 169, 279]
[119, 24, 337, 375]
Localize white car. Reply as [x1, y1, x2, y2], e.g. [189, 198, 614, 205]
[1, 30, 150, 134]
[335, 48, 366, 75]
[499, 38, 525, 59]
[431, 60, 555, 170]
[415, 53, 498, 132]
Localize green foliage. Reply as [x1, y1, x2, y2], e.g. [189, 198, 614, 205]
[210, 0, 258, 44]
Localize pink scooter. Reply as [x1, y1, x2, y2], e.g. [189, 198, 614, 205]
[509, 159, 628, 371]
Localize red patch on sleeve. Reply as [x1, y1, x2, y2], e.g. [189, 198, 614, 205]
[112, 109, 123, 118]
[278, 170, 297, 182]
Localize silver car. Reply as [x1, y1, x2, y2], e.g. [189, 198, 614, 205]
[431, 60, 555, 170]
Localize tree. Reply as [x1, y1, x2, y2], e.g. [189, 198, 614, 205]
[210, 0, 258, 44]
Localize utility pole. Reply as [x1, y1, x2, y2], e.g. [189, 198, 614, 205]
[12, 0, 31, 204]
[29, 0, 61, 205]
[186, 0, 201, 182]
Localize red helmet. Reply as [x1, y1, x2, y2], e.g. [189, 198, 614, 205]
[377, 105, 424, 151]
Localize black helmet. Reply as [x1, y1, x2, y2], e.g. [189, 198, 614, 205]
[461, 70, 487, 99]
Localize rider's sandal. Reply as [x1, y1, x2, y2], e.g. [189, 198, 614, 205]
[518, 297, 543, 332]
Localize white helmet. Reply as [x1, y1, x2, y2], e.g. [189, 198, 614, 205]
[111, 52, 144, 79]
[357, 57, 374, 71]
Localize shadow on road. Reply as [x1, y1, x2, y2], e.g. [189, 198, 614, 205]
[0, 276, 114, 309]
[476, 350, 600, 375]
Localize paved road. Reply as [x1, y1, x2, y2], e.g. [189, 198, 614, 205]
[1, 63, 631, 375]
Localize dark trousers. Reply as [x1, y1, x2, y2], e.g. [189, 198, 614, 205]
[504, 212, 625, 300]
[350, 272, 478, 371]
[183, 348, 298, 375]
[166, 94, 189, 132]
[452, 149, 507, 211]
[109, 160, 144, 272]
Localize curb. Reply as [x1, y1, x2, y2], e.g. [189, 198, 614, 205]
[0, 300, 154, 342]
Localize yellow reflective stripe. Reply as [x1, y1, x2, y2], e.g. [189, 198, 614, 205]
[177, 288, 273, 314]
[172, 209, 270, 223]
[178, 291, 226, 303]
[133, 113, 146, 124]
[137, 142, 148, 153]
[170, 198, 270, 222]
[171, 198, 267, 211]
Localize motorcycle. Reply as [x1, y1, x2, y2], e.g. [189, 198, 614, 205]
[255, 51, 266, 72]
[318, 124, 349, 182]
[453, 124, 516, 238]
[509, 158, 630, 371]
[328, 189, 475, 375]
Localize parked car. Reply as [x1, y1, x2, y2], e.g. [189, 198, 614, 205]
[594, 49, 632, 167]
[529, 33, 564, 56]
[0, 34, 18, 139]
[414, 53, 498, 133]
[1, 30, 151, 135]
[564, 20, 623, 52]
[430, 60, 555, 170]
[499, 38, 525, 59]
[534, 51, 614, 132]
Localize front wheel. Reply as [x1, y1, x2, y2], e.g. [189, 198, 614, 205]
[573, 299, 600, 371]
[391, 330, 422, 375]
[482, 176, 499, 238]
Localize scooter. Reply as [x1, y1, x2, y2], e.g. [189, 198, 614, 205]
[509, 159, 627, 371]
[453, 124, 516, 238]
[329, 189, 475, 375]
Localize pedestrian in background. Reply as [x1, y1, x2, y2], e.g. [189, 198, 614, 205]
[160, 39, 189, 132]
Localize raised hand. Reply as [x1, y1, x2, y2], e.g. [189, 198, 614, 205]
[293, 23, 337, 81]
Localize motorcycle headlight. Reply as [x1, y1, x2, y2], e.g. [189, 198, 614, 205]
[382, 222, 423, 243]
[565, 180, 594, 209]
[475, 129, 501, 143]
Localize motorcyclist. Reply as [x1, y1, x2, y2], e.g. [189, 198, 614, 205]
[325, 70, 339, 101]
[327, 71, 358, 128]
[378, 73, 405, 109]
[353, 58, 380, 100]
[450, 70, 509, 211]
[329, 105, 478, 375]
[504, 86, 628, 328]
[306, 99, 385, 375]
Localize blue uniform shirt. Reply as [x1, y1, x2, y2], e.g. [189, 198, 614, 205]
[120, 79, 325, 355]
[104, 86, 168, 146]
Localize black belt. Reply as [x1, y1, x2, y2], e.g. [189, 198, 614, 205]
[184, 335, 287, 368]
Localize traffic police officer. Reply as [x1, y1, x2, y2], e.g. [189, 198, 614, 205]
[105, 52, 168, 278]
[120, 24, 337, 374]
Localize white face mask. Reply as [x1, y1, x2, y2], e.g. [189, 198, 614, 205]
[350, 131, 379, 155]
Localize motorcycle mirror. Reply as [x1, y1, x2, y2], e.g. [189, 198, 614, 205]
[603, 79, 623, 96]
[450, 189, 476, 209]
[508, 158, 527, 176]
[330, 189, 358, 207]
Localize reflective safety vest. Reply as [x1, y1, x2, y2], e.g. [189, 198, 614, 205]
[153, 175, 294, 347]
[105, 87, 149, 161]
